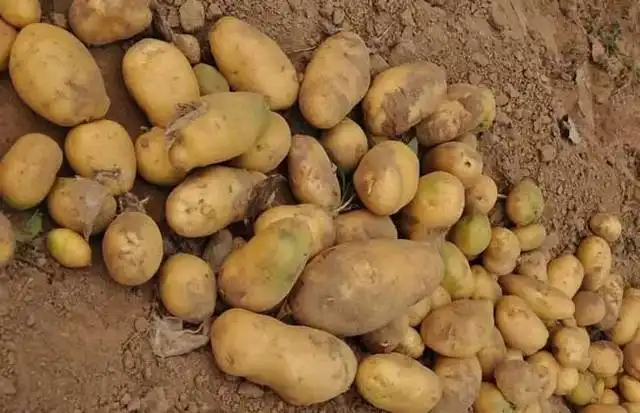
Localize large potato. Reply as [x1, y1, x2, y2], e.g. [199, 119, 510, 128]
[597, 272, 624, 330]
[290, 238, 444, 337]
[574, 291, 606, 326]
[319, 118, 368, 172]
[209, 16, 298, 110]
[0, 133, 62, 210]
[422, 141, 483, 188]
[547, 254, 584, 298]
[357, 353, 442, 413]
[47, 228, 92, 269]
[9, 23, 109, 126]
[589, 213, 622, 243]
[361, 315, 409, 354]
[465, 174, 498, 214]
[474, 382, 514, 413]
[212, 308, 357, 405]
[440, 241, 475, 299]
[0, 19, 16, 71]
[0, 212, 15, 267]
[431, 356, 482, 413]
[102, 212, 163, 286]
[363, 61, 447, 136]
[608, 288, 640, 345]
[122, 38, 199, 127]
[135, 127, 187, 186]
[68, 0, 151, 46]
[494, 359, 543, 407]
[496, 295, 549, 356]
[300, 31, 370, 129]
[499, 274, 575, 320]
[450, 213, 491, 257]
[577, 236, 612, 291]
[552, 326, 591, 370]
[0, 0, 41, 28]
[65, 120, 137, 195]
[477, 327, 507, 379]
[334, 209, 397, 244]
[165, 166, 265, 238]
[588, 341, 622, 378]
[482, 227, 521, 275]
[506, 178, 545, 226]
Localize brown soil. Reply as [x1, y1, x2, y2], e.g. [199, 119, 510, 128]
[1, 0, 639, 412]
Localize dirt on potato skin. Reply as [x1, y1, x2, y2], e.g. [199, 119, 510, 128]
[0, 0, 639, 412]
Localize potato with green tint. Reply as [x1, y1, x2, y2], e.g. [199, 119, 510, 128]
[135, 127, 186, 186]
[319, 118, 368, 172]
[499, 274, 575, 320]
[506, 178, 544, 226]
[334, 209, 397, 244]
[513, 223, 547, 252]
[361, 315, 409, 353]
[465, 174, 498, 214]
[496, 295, 548, 356]
[440, 241, 475, 299]
[474, 382, 515, 413]
[47, 228, 92, 268]
[547, 254, 584, 299]
[472, 265, 502, 303]
[567, 371, 597, 406]
[577, 236, 612, 291]
[0, 0, 41, 28]
[0, 19, 17, 71]
[0, 212, 15, 267]
[482, 227, 521, 275]
[450, 213, 491, 257]
[431, 356, 482, 413]
[589, 213, 622, 243]
[422, 141, 483, 188]
[192, 63, 230, 95]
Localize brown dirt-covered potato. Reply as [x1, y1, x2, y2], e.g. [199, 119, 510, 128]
[577, 235, 612, 291]
[0, 212, 15, 267]
[597, 272, 624, 331]
[471, 265, 502, 303]
[477, 327, 507, 379]
[192, 63, 230, 95]
[431, 356, 482, 413]
[334, 209, 397, 244]
[450, 213, 491, 257]
[290, 238, 444, 337]
[0, 19, 17, 71]
[0, 0, 41, 28]
[574, 291, 606, 326]
[589, 213, 622, 244]
[135, 127, 187, 186]
[513, 223, 547, 252]
[319, 118, 368, 172]
[482, 227, 521, 275]
[608, 288, 640, 345]
[212, 308, 357, 405]
[588, 341, 622, 378]
[494, 359, 543, 407]
[567, 371, 598, 406]
[547, 254, 584, 299]
[496, 295, 549, 356]
[517, 250, 549, 282]
[499, 274, 575, 321]
[210, 16, 298, 110]
[422, 141, 483, 188]
[361, 314, 409, 354]
[555, 366, 580, 396]
[441, 241, 475, 299]
[415, 100, 471, 147]
[506, 178, 545, 226]
[430, 285, 452, 309]
[552, 326, 591, 371]
[300, 31, 370, 129]
[395, 327, 425, 359]
[446, 83, 497, 133]
[528, 350, 560, 398]
[363, 61, 447, 136]
[69, 0, 151, 46]
[474, 382, 514, 413]
[47, 228, 91, 269]
[465, 174, 498, 215]
[288, 134, 341, 210]
[620, 375, 640, 402]
[406, 296, 431, 327]
[357, 353, 442, 413]
[0, 133, 62, 210]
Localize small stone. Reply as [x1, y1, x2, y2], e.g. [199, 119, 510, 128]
[173, 34, 201, 64]
[471, 52, 489, 67]
[539, 145, 557, 162]
[505, 83, 520, 98]
[143, 366, 153, 380]
[237, 382, 264, 398]
[332, 9, 345, 26]
[524, 69, 535, 79]
[400, 9, 415, 27]
[178, 393, 188, 403]
[515, 51, 524, 61]
[0, 376, 16, 395]
[194, 374, 207, 388]
[540, 115, 552, 125]
[121, 394, 132, 406]
[489, 3, 509, 30]
[122, 350, 135, 370]
[179, 0, 205, 33]
[494, 92, 509, 106]
[319, 3, 333, 18]
[26, 314, 35, 327]
[495, 111, 511, 125]
[127, 397, 141, 412]
[134, 317, 149, 333]
[143, 387, 170, 413]
[205, 4, 223, 20]
[370, 53, 389, 77]
[468, 72, 482, 85]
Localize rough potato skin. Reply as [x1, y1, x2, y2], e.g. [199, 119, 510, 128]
[290, 238, 444, 337]
[431, 356, 482, 413]
[211, 308, 357, 406]
[494, 359, 543, 407]
[422, 141, 484, 188]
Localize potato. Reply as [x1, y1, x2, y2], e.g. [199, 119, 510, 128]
[0, 212, 14, 267]
[496, 295, 549, 356]
[528, 351, 560, 398]
[608, 288, 640, 345]
[159, 253, 216, 323]
[401, 171, 465, 240]
[499, 274, 575, 320]
[361, 315, 409, 354]
[455, 132, 478, 150]
[288, 134, 341, 210]
[356, 353, 442, 413]
[10, 23, 109, 126]
[620, 375, 640, 402]
[334, 209, 398, 244]
[474, 382, 515, 413]
[505, 349, 525, 361]
[555, 366, 579, 396]
[513, 224, 547, 252]
[319, 118, 368, 172]
[603, 374, 618, 389]
[210, 16, 298, 110]
[552, 326, 591, 370]
[354, 140, 419, 215]
[597, 272, 624, 330]
[494, 359, 543, 407]
[421, 299, 494, 357]
[440, 242, 475, 299]
[422, 142, 483, 188]
[406, 296, 431, 327]
[300, 31, 370, 129]
[483, 227, 521, 275]
[582, 406, 626, 413]
[625, 403, 640, 413]
[472, 265, 502, 303]
[574, 291, 606, 326]
[212, 308, 356, 405]
[589, 213, 622, 243]
[446, 84, 497, 132]
[290, 238, 444, 337]
[135, 127, 186, 186]
[415, 100, 472, 147]
[431, 356, 482, 413]
[577, 236, 612, 291]
[0, 133, 62, 210]
[46, 228, 91, 269]
[0, 0, 41, 28]
[567, 371, 598, 406]
[588, 341, 622, 378]
[166, 166, 265, 238]
[65, 120, 136, 195]
[599, 389, 620, 404]
[430, 286, 452, 309]
[465, 174, 498, 214]
[230, 111, 291, 173]
[517, 250, 549, 282]
[477, 327, 507, 379]
[192, 63, 230, 95]
[450, 213, 491, 257]
[68, 0, 151, 46]
[123, 38, 199, 127]
[506, 178, 545, 226]
[0, 19, 16, 71]
[625, 342, 640, 381]
[396, 327, 425, 359]
[547, 254, 584, 298]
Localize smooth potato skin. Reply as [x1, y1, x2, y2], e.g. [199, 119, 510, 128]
[589, 213, 622, 243]
[211, 308, 357, 406]
[577, 236, 612, 291]
[474, 382, 514, 413]
[547, 254, 584, 299]
[299, 31, 370, 129]
[0, 0, 41, 28]
[193, 63, 230, 95]
[465, 174, 498, 214]
[422, 141, 483, 188]
[496, 295, 549, 356]
[135, 127, 187, 186]
[47, 228, 92, 268]
[334, 209, 398, 244]
[290, 238, 444, 337]
[0, 133, 62, 210]
[499, 274, 575, 320]
[210, 16, 298, 110]
[477, 327, 507, 379]
[506, 178, 544, 226]
[9, 23, 109, 127]
[0, 212, 15, 267]
[0, 19, 17, 71]
[319, 118, 368, 172]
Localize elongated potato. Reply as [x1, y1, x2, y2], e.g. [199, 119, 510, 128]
[494, 359, 543, 407]
[474, 382, 514, 413]
[192, 63, 230, 95]
[334, 209, 397, 244]
[440, 241, 475, 299]
[290, 238, 444, 336]
[135, 127, 187, 186]
[0, 133, 62, 210]
[465, 174, 498, 214]
[300, 31, 370, 129]
[499, 274, 575, 320]
[431, 356, 482, 413]
[0, 19, 17, 71]
[210, 16, 298, 110]
[552, 326, 591, 370]
[513, 223, 547, 252]
[0, 212, 15, 267]
[608, 287, 640, 345]
[577, 236, 612, 291]
[496, 295, 549, 356]
[212, 308, 357, 405]
[361, 315, 409, 353]
[567, 371, 598, 406]
[477, 327, 507, 379]
[547, 254, 584, 298]
[422, 141, 483, 188]
[319, 118, 368, 172]
[47, 228, 92, 268]
[0, 0, 41, 28]
[528, 351, 560, 398]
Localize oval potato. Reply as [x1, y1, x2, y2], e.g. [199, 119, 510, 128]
[474, 382, 514, 413]
[588, 341, 622, 378]
[517, 250, 549, 282]
[589, 213, 622, 243]
[494, 359, 543, 407]
[608, 288, 640, 345]
[496, 295, 548, 356]
[574, 291, 606, 326]
[395, 327, 426, 359]
[0, 212, 15, 267]
[477, 327, 507, 379]
[547, 254, 584, 298]
[552, 326, 591, 370]
[597, 272, 624, 331]
[192, 63, 230, 95]
[319, 117, 368, 172]
[555, 366, 579, 396]
[450, 213, 492, 257]
[465, 174, 498, 214]
[334, 209, 397, 244]
[472, 265, 502, 303]
[422, 141, 483, 188]
[47, 228, 92, 268]
[513, 223, 547, 252]
[135, 127, 187, 186]
[440, 241, 475, 299]
[499, 274, 575, 320]
[620, 375, 640, 402]
[528, 351, 560, 398]
[506, 178, 545, 226]
[483, 227, 521, 275]
[577, 236, 612, 291]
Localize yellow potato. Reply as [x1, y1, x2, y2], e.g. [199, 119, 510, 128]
[361, 315, 409, 354]
[513, 223, 547, 252]
[68, 0, 151, 46]
[415, 100, 472, 147]
[135, 127, 187, 186]
[494, 359, 543, 408]
[395, 327, 425, 359]
[47, 228, 92, 269]
[582, 405, 626, 413]
[588, 341, 622, 378]
[528, 351, 560, 398]
[430, 285, 452, 309]
[625, 403, 640, 413]
[0, 19, 17, 71]
[65, 120, 137, 195]
[122, 38, 199, 127]
[422, 141, 483, 188]
[577, 235, 612, 291]
[465, 174, 498, 214]
[597, 272, 624, 331]
[482, 227, 521, 275]
[472, 265, 502, 303]
[603, 374, 618, 389]
[212, 308, 357, 405]
[431, 356, 482, 413]
[210, 16, 298, 110]
[608, 288, 640, 345]
[474, 382, 514, 413]
[574, 291, 606, 327]
[567, 371, 598, 406]
[0, 212, 15, 267]
[319, 118, 368, 172]
[547, 254, 584, 298]
[555, 366, 579, 396]
[334, 209, 398, 244]
[9, 23, 109, 126]
[477, 327, 507, 379]
[446, 83, 497, 133]
[506, 178, 545, 226]
[499, 274, 575, 320]
[192, 63, 230, 95]
[589, 213, 622, 243]
[0, 133, 62, 210]
[300, 31, 370, 129]
[450, 213, 491, 257]
[599, 388, 620, 404]
[625, 342, 640, 381]
[552, 326, 591, 370]
[440, 241, 475, 299]
[517, 250, 549, 282]
[496, 295, 548, 356]
[0, 0, 41, 28]
[620, 375, 640, 402]
[406, 296, 431, 327]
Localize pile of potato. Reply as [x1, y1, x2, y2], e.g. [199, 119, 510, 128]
[0, 2, 635, 412]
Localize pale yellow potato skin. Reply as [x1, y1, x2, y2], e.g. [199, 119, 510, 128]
[0, 19, 16, 71]
[477, 327, 507, 379]
[620, 375, 640, 402]
[319, 118, 368, 172]
[547, 254, 584, 299]
[597, 272, 624, 331]
[209, 16, 298, 110]
[334, 209, 398, 244]
[395, 327, 425, 359]
[431, 356, 482, 413]
[574, 291, 606, 326]
[440, 241, 475, 299]
[577, 235, 612, 291]
[211, 308, 357, 406]
[0, 211, 15, 267]
[299, 31, 370, 129]
[528, 351, 560, 398]
[482, 227, 521, 276]
[552, 326, 591, 370]
[494, 359, 543, 408]
[473, 382, 513, 413]
[9, 23, 110, 127]
[499, 274, 575, 320]
[589, 213, 622, 243]
[422, 141, 483, 188]
[406, 296, 431, 327]
[135, 127, 187, 186]
[608, 288, 640, 345]
[495, 295, 549, 356]
[513, 223, 547, 251]
[47, 228, 92, 269]
[122, 38, 199, 127]
[0, 133, 62, 210]
[588, 341, 622, 378]
[0, 0, 41, 28]
[465, 174, 498, 214]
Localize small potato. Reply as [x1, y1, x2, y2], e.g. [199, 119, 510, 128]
[517, 250, 549, 282]
[588, 341, 622, 378]
[334, 209, 397, 244]
[159, 253, 216, 323]
[513, 223, 547, 252]
[494, 359, 543, 407]
[506, 178, 545, 226]
[597, 272, 624, 331]
[608, 288, 640, 345]
[65, 120, 137, 195]
[603, 374, 618, 389]
[406, 296, 431, 327]
[577, 236, 612, 291]
[472, 265, 502, 303]
[0, 0, 41, 28]
[477, 327, 507, 379]
[547, 254, 584, 298]
[555, 366, 579, 396]
[499, 274, 575, 321]
[465, 174, 498, 214]
[0, 212, 15, 267]
[440, 242, 475, 299]
[450, 213, 491, 257]
[589, 213, 622, 243]
[192, 63, 230, 95]
[135, 127, 187, 186]
[505, 349, 525, 361]
[288, 134, 341, 210]
[0, 19, 17, 71]
[47, 228, 91, 268]
[357, 353, 443, 413]
[361, 315, 409, 354]
[620, 375, 640, 402]
[422, 141, 483, 188]
[212, 308, 357, 405]
[599, 388, 620, 404]
[446, 83, 497, 133]
[354, 140, 419, 215]
[528, 351, 560, 398]
[415, 100, 472, 147]
[582, 405, 626, 413]
[474, 382, 514, 413]
[574, 291, 606, 326]
[552, 326, 591, 371]
[102, 212, 163, 286]
[567, 371, 598, 406]
[496, 295, 548, 356]
[363, 61, 447, 136]
[319, 118, 368, 172]
[482, 227, 521, 276]
[210, 16, 298, 110]
[0, 133, 62, 210]
[401, 171, 465, 240]
[431, 356, 482, 413]
[454, 132, 478, 150]
[430, 286, 452, 309]
[396, 327, 425, 359]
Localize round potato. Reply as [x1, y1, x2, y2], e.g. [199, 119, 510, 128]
[422, 141, 483, 188]
[334, 209, 397, 244]
[528, 351, 560, 398]
[192, 63, 230, 95]
[431, 356, 482, 413]
[477, 327, 507, 379]
[547, 254, 584, 298]
[361, 315, 409, 354]
[552, 326, 591, 370]
[588, 341, 622, 378]
[441, 241, 475, 299]
[0, 212, 15, 267]
[472, 265, 502, 303]
[474, 382, 514, 413]
[597, 272, 624, 331]
[465, 174, 498, 214]
[494, 359, 543, 407]
[577, 236, 612, 291]
[0, 133, 62, 210]
[517, 250, 549, 282]
[620, 375, 640, 402]
[102, 212, 163, 286]
[0, 19, 17, 71]
[47, 228, 92, 269]
[135, 127, 187, 186]
[450, 213, 491, 257]
[555, 366, 579, 396]
[506, 178, 545, 226]
[482, 227, 521, 275]
[496, 295, 548, 356]
[210, 16, 298, 110]
[10, 23, 109, 126]
[567, 371, 598, 406]
[499, 274, 575, 321]
[574, 291, 606, 327]
[608, 288, 640, 345]
[589, 213, 622, 243]
[319, 118, 368, 172]
[513, 223, 547, 252]
[446, 83, 497, 133]
[395, 327, 425, 359]
[415, 100, 472, 148]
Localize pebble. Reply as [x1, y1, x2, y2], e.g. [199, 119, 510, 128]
[173, 34, 201, 64]
[179, 0, 205, 33]
[369, 54, 389, 77]
[127, 397, 142, 412]
[121, 393, 132, 406]
[0, 376, 16, 395]
[122, 350, 135, 370]
[468, 72, 482, 85]
[539, 145, 557, 162]
[505, 83, 521, 98]
[472, 52, 490, 67]
[319, 3, 333, 17]
[400, 9, 415, 27]
[134, 317, 149, 333]
[494, 92, 509, 106]
[494, 112, 511, 125]
[237, 382, 264, 398]
[332, 9, 345, 26]
[205, 4, 223, 20]
[25, 314, 35, 327]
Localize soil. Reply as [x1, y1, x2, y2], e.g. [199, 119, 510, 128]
[1, 0, 639, 412]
